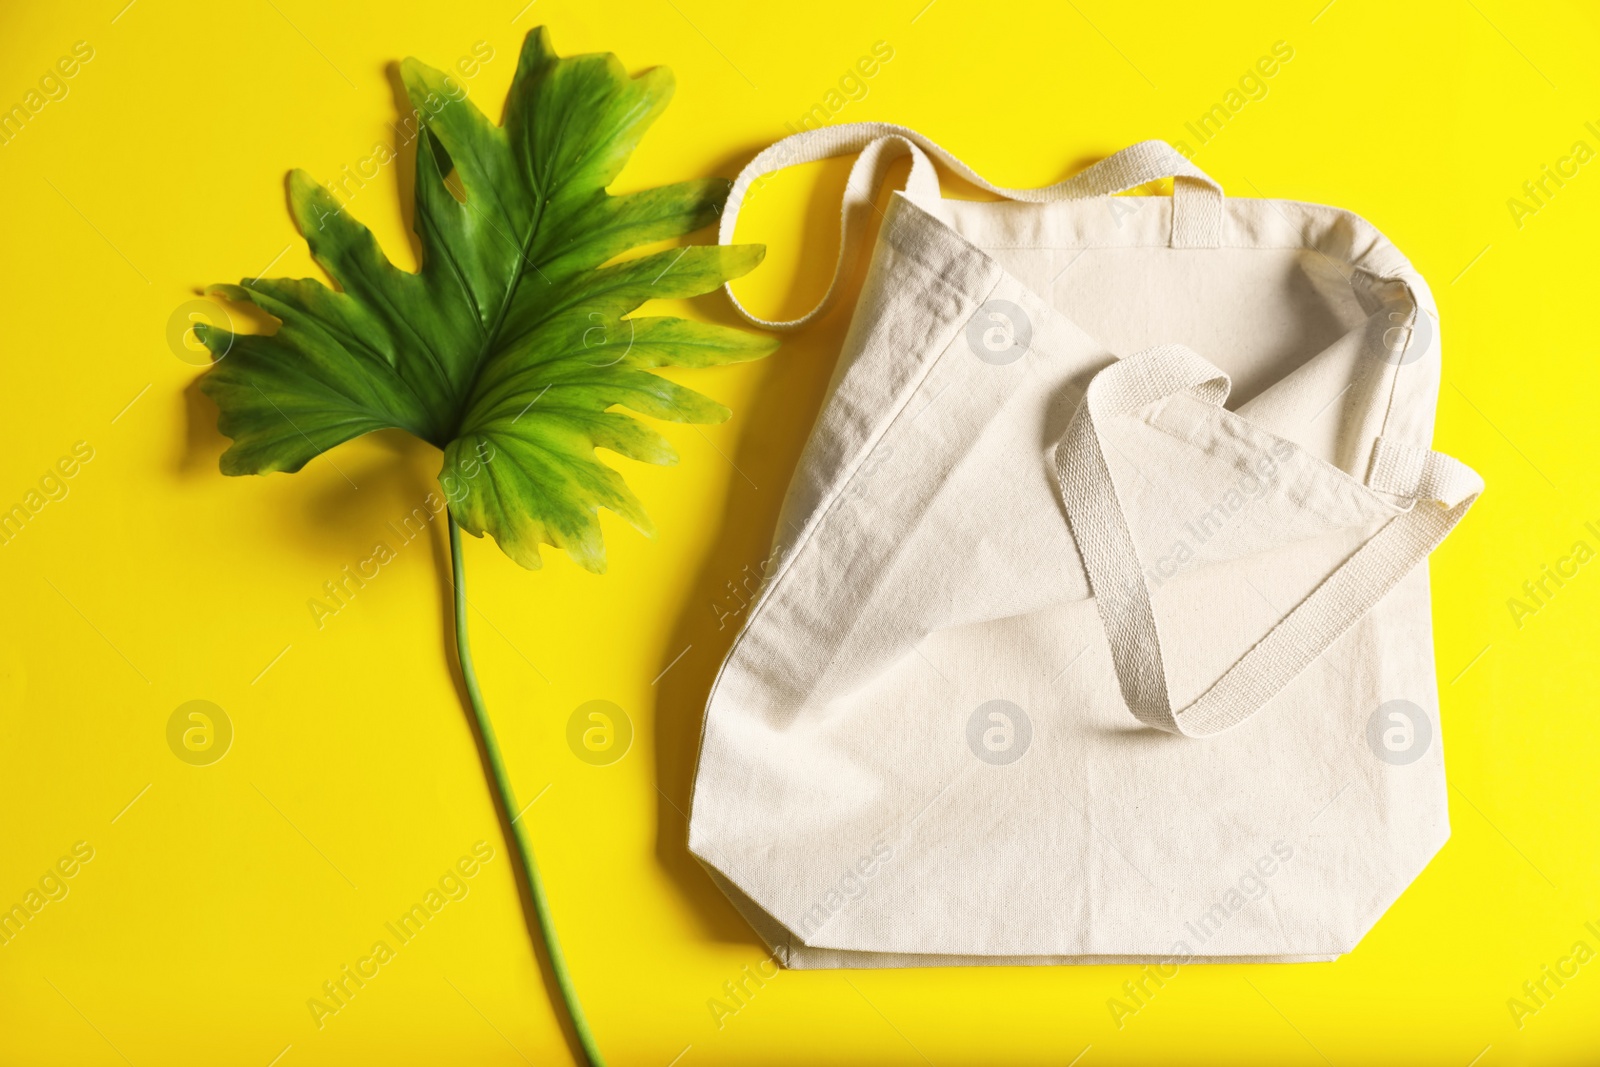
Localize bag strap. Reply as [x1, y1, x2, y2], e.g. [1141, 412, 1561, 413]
[719, 123, 1225, 331]
[1053, 345, 1483, 738]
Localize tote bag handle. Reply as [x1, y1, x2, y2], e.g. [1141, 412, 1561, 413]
[718, 122, 1225, 331]
[1054, 345, 1484, 738]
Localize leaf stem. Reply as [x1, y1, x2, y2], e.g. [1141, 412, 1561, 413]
[448, 517, 606, 1067]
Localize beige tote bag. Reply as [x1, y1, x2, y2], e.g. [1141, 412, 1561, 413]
[688, 125, 1482, 968]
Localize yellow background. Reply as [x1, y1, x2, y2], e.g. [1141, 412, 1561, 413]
[2, 0, 1597, 1063]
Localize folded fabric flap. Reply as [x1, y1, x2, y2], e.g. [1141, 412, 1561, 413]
[1105, 390, 1402, 572]
[1055, 345, 1482, 737]
[726, 286, 1108, 717]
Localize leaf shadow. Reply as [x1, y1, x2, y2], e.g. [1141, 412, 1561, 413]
[295, 429, 436, 535]
[179, 375, 228, 479]
[381, 60, 427, 274]
[176, 287, 278, 480]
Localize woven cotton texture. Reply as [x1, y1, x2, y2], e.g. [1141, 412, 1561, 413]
[690, 126, 1481, 969]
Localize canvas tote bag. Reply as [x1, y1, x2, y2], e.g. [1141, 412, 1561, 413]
[687, 124, 1482, 968]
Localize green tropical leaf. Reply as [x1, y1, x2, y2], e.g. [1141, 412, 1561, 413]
[195, 27, 776, 571]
